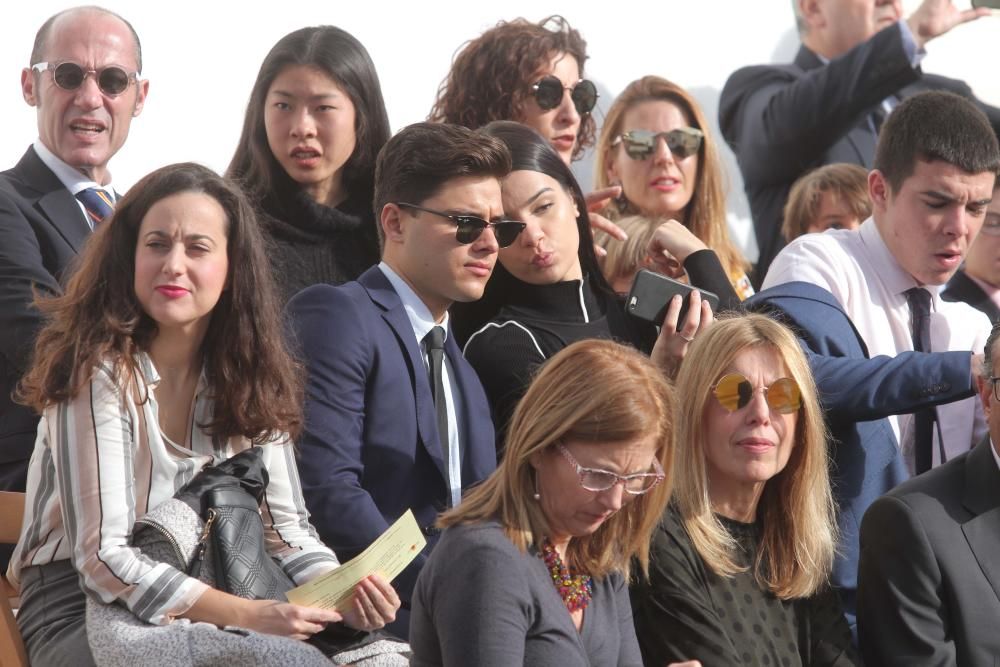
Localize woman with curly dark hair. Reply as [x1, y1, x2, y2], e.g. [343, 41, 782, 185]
[227, 26, 391, 303]
[429, 15, 596, 166]
[9, 163, 398, 665]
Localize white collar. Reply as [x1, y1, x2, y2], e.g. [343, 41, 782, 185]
[378, 261, 449, 345]
[33, 138, 115, 196]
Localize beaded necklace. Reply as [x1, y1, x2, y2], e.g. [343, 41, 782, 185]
[540, 537, 594, 613]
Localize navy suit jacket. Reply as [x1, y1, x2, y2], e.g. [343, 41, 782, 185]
[745, 282, 975, 635]
[288, 266, 496, 612]
[720, 23, 1000, 284]
[0, 147, 92, 492]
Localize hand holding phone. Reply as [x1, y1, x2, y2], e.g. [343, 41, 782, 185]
[626, 269, 719, 329]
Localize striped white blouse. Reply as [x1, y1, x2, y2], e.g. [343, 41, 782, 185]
[7, 353, 339, 625]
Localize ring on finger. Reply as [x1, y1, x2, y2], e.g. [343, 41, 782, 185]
[679, 332, 695, 343]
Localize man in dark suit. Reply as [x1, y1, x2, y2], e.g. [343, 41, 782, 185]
[746, 281, 978, 639]
[720, 0, 1000, 284]
[943, 192, 1000, 322]
[858, 322, 1000, 665]
[288, 122, 518, 637]
[0, 7, 148, 493]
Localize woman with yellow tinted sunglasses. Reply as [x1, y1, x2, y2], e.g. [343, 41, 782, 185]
[631, 314, 858, 666]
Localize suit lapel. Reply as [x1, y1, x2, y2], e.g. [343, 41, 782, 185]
[961, 439, 1000, 605]
[359, 268, 448, 480]
[12, 147, 91, 252]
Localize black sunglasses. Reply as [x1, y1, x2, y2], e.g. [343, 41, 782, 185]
[531, 76, 598, 115]
[613, 128, 704, 161]
[32, 61, 137, 97]
[397, 203, 526, 248]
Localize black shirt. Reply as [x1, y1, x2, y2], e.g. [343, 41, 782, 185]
[631, 505, 857, 667]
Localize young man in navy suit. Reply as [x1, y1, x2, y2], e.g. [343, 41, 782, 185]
[288, 122, 520, 638]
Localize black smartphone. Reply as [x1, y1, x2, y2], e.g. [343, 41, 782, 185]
[626, 269, 719, 328]
[972, 0, 1000, 8]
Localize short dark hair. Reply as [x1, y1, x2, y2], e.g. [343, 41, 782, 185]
[373, 122, 512, 248]
[226, 25, 391, 208]
[875, 91, 1000, 193]
[31, 6, 143, 72]
[428, 16, 595, 161]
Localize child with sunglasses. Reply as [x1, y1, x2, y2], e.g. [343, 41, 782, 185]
[631, 314, 858, 667]
[594, 76, 754, 301]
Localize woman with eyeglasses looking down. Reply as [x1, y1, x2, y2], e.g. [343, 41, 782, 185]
[9, 163, 399, 666]
[410, 339, 699, 667]
[594, 77, 754, 300]
[227, 26, 391, 304]
[630, 314, 857, 667]
[458, 122, 713, 448]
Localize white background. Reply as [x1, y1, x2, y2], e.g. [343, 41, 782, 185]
[3, 1, 998, 260]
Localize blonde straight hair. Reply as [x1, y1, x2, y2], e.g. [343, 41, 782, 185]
[594, 75, 750, 284]
[439, 339, 675, 579]
[672, 314, 836, 599]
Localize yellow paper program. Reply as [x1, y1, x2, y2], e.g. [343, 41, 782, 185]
[286, 509, 427, 611]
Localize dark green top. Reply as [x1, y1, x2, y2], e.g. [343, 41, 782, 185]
[631, 504, 858, 667]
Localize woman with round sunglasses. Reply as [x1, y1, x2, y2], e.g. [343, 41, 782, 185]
[595, 76, 754, 300]
[227, 25, 391, 304]
[429, 15, 597, 166]
[410, 339, 700, 667]
[456, 122, 711, 447]
[631, 314, 857, 667]
[9, 163, 400, 665]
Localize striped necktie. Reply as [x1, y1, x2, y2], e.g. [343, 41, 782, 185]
[76, 187, 115, 228]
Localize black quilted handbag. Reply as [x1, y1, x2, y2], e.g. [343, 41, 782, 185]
[175, 447, 295, 600]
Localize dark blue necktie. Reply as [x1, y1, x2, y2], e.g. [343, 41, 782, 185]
[906, 287, 935, 474]
[76, 187, 114, 228]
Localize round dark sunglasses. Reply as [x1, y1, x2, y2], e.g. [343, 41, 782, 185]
[397, 203, 526, 248]
[531, 76, 598, 115]
[711, 373, 802, 414]
[613, 128, 704, 161]
[32, 61, 138, 97]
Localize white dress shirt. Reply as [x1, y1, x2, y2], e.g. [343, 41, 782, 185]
[378, 261, 463, 507]
[763, 218, 989, 471]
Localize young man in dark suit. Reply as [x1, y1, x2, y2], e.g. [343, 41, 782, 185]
[858, 322, 1000, 665]
[288, 122, 521, 638]
[1, 7, 148, 494]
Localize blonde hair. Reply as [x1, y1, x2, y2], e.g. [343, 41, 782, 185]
[439, 339, 675, 579]
[594, 76, 749, 284]
[596, 215, 662, 289]
[672, 314, 836, 599]
[782, 163, 871, 242]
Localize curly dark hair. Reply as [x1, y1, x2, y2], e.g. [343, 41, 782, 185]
[18, 162, 304, 442]
[428, 15, 595, 161]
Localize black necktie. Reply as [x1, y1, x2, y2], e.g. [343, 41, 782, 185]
[76, 187, 114, 228]
[424, 326, 452, 501]
[906, 287, 935, 474]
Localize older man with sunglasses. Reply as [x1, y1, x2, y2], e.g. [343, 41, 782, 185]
[0, 7, 147, 509]
[287, 122, 519, 639]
